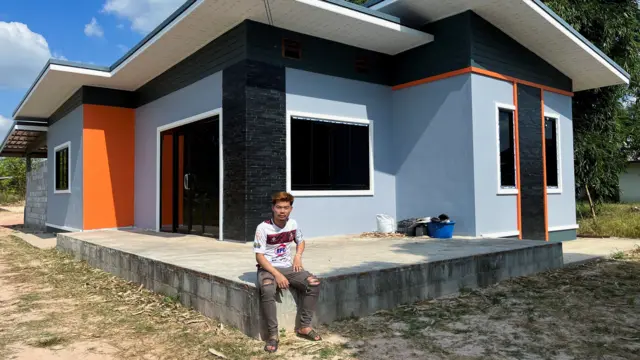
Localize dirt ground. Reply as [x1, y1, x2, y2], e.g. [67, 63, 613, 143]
[0, 206, 638, 359]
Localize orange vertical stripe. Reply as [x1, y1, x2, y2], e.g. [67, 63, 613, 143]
[161, 134, 173, 227]
[541, 90, 549, 241]
[83, 104, 135, 230]
[513, 83, 522, 240]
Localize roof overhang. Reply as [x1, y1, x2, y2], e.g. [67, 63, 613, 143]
[369, 0, 630, 92]
[12, 0, 433, 120]
[0, 121, 48, 159]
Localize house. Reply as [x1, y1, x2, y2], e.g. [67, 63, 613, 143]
[620, 159, 640, 203]
[0, 0, 629, 242]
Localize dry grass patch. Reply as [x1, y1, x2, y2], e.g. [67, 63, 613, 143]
[0, 235, 348, 360]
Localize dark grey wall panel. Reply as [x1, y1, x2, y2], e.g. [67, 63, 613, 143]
[246, 20, 391, 86]
[517, 84, 546, 240]
[393, 12, 472, 86]
[138, 23, 247, 106]
[470, 12, 572, 92]
[83, 86, 137, 108]
[222, 61, 248, 242]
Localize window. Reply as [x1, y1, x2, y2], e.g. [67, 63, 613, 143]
[545, 115, 561, 191]
[282, 39, 301, 60]
[288, 113, 373, 195]
[496, 105, 517, 193]
[54, 142, 70, 193]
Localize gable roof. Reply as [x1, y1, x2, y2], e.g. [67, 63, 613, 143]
[11, 0, 432, 120]
[9, 0, 631, 122]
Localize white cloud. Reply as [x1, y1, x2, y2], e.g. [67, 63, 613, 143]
[84, 17, 104, 38]
[102, 0, 184, 34]
[0, 21, 53, 89]
[117, 44, 129, 52]
[0, 115, 11, 122]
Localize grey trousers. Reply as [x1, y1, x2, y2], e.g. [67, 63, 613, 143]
[257, 266, 320, 337]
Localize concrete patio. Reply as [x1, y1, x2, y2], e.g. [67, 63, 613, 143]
[55, 230, 563, 339]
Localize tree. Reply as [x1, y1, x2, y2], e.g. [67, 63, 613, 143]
[0, 157, 27, 198]
[543, 0, 640, 215]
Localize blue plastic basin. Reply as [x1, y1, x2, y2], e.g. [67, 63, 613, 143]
[427, 221, 456, 239]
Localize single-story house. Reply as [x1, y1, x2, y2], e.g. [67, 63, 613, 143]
[0, 0, 629, 242]
[620, 159, 640, 203]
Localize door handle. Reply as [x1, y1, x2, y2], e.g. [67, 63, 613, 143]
[184, 174, 189, 190]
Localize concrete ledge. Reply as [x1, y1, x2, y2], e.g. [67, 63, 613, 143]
[56, 233, 563, 339]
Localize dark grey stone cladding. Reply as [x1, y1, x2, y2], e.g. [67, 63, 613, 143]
[137, 22, 248, 106]
[246, 20, 392, 86]
[222, 60, 286, 241]
[517, 84, 546, 241]
[469, 12, 572, 92]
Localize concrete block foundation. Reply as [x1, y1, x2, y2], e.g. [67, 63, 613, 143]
[56, 230, 563, 339]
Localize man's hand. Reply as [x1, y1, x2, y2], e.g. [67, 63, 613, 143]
[275, 273, 289, 289]
[293, 254, 303, 272]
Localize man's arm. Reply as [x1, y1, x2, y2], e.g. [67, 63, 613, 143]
[293, 227, 305, 271]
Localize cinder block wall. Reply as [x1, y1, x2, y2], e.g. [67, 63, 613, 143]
[25, 160, 47, 230]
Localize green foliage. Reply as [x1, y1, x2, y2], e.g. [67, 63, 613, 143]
[543, 0, 640, 204]
[0, 158, 27, 200]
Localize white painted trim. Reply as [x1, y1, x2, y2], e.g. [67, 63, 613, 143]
[49, 64, 111, 78]
[544, 112, 562, 194]
[480, 230, 520, 238]
[45, 222, 82, 232]
[13, 67, 50, 118]
[14, 125, 48, 132]
[523, 0, 629, 85]
[296, 0, 432, 40]
[549, 224, 579, 232]
[495, 102, 518, 195]
[53, 141, 71, 194]
[112, 0, 205, 74]
[286, 110, 375, 198]
[155, 108, 224, 240]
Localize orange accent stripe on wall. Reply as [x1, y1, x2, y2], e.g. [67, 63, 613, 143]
[541, 90, 549, 241]
[83, 104, 135, 230]
[513, 83, 522, 240]
[392, 66, 574, 98]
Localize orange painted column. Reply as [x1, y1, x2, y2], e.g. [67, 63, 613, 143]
[83, 104, 135, 230]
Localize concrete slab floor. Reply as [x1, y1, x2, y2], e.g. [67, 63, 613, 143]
[12, 231, 57, 250]
[563, 237, 640, 265]
[62, 230, 556, 286]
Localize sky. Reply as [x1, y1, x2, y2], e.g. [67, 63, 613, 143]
[0, 0, 186, 141]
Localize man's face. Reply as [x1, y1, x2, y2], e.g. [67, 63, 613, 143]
[272, 201, 292, 221]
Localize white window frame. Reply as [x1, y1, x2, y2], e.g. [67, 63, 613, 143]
[544, 113, 562, 194]
[495, 103, 518, 195]
[286, 111, 375, 197]
[53, 141, 71, 194]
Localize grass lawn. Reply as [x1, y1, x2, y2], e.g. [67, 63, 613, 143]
[577, 202, 640, 238]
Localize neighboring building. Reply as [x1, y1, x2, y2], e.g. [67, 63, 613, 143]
[0, 0, 630, 242]
[620, 160, 640, 203]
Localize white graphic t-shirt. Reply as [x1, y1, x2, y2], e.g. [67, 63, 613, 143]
[254, 219, 304, 268]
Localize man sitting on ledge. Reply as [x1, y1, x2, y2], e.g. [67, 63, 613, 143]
[254, 191, 322, 353]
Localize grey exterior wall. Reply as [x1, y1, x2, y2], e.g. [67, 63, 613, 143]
[47, 105, 83, 230]
[285, 68, 395, 238]
[620, 162, 640, 203]
[25, 159, 47, 231]
[471, 74, 518, 236]
[134, 71, 222, 231]
[544, 91, 577, 228]
[393, 74, 476, 235]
